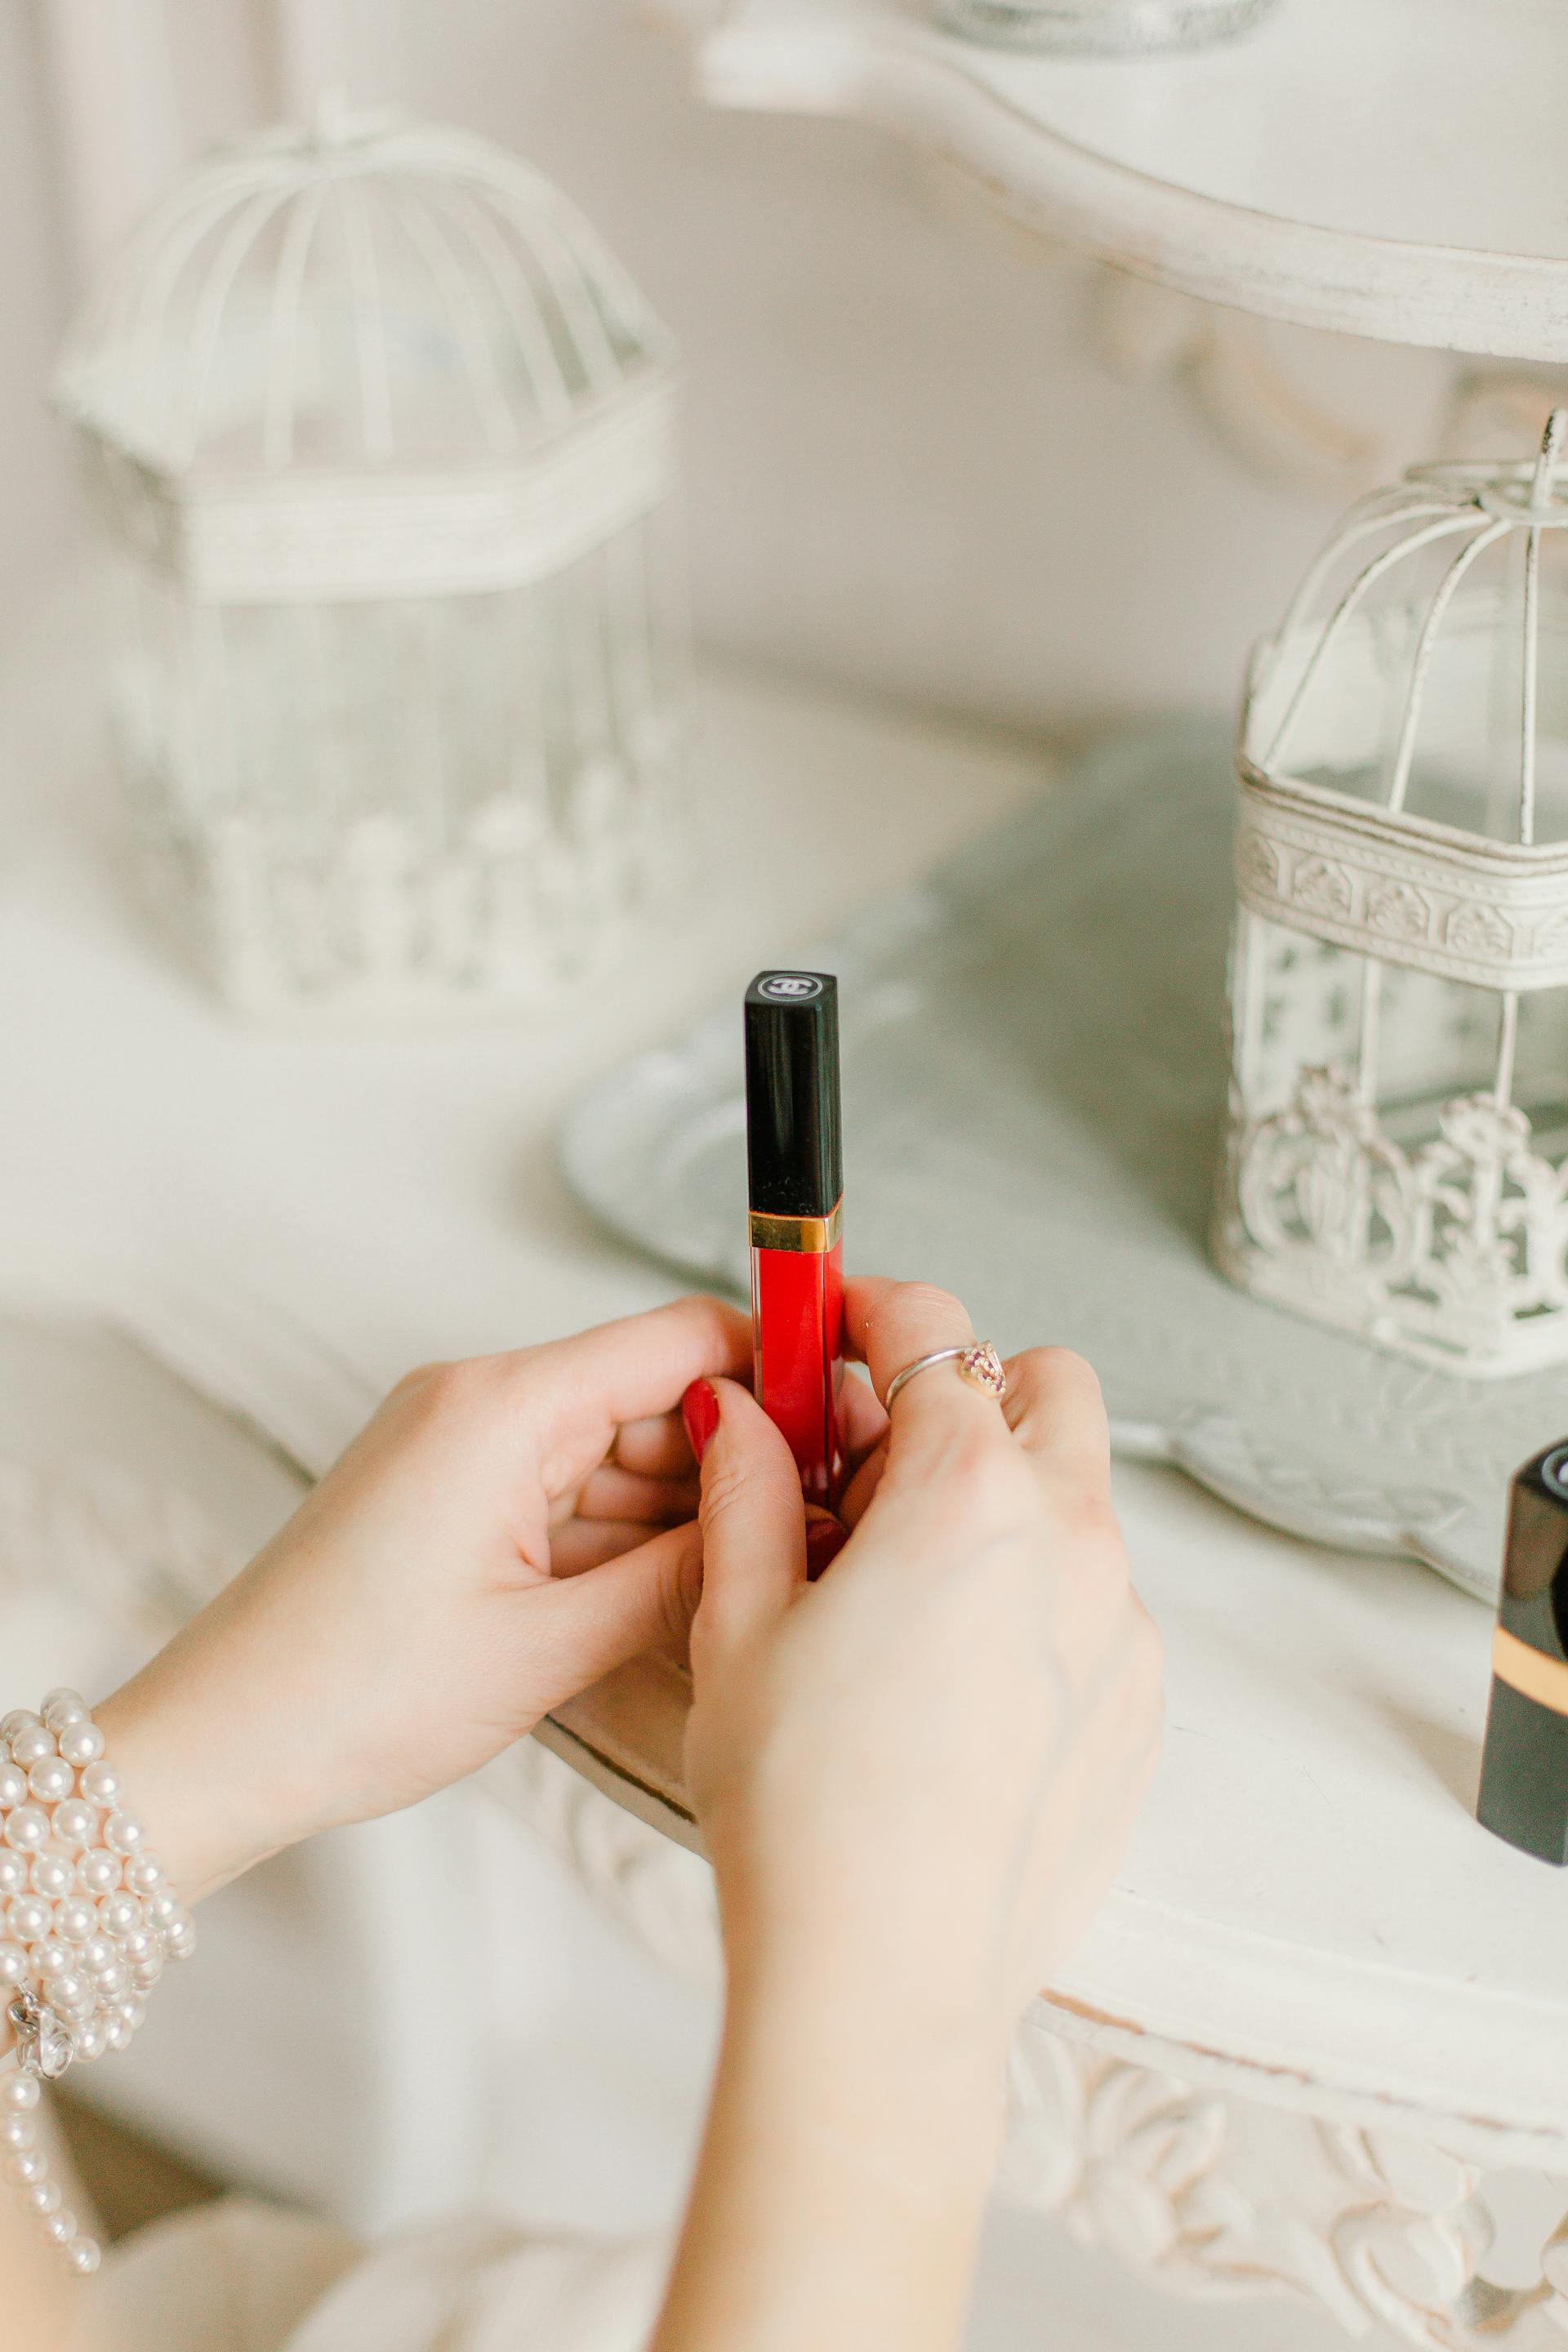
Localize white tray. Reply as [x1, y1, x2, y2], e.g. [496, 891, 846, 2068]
[561, 719, 1568, 1606]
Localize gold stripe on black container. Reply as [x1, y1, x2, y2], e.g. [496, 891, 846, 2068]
[1493, 1625, 1568, 1718]
[748, 1199, 844, 1254]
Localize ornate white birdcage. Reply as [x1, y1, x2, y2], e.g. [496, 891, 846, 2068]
[53, 105, 684, 1018]
[1215, 411, 1568, 1376]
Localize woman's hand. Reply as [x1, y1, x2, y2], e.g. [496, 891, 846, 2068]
[97, 1294, 751, 1902]
[684, 1276, 1162, 2052]
[655, 1278, 1160, 2352]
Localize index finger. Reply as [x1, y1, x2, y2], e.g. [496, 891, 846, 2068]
[843, 1277, 1007, 1447]
[532, 1294, 753, 1432]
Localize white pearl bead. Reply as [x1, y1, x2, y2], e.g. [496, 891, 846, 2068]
[0, 1762, 28, 1811]
[50, 1800, 96, 1853]
[74, 1850, 120, 1897]
[0, 1942, 27, 1987]
[8, 2147, 47, 2185]
[132, 1956, 163, 1992]
[6, 1894, 53, 1944]
[97, 1891, 141, 1938]
[164, 1913, 197, 1960]
[74, 2017, 108, 2061]
[123, 1851, 165, 1896]
[8, 1726, 56, 1772]
[103, 1811, 144, 1855]
[54, 1898, 96, 1944]
[105, 2015, 132, 2051]
[93, 1962, 129, 1998]
[28, 1757, 75, 1807]
[145, 1887, 178, 1927]
[41, 1690, 87, 1731]
[78, 1760, 121, 1807]
[68, 2237, 101, 2274]
[42, 2207, 78, 2244]
[48, 1971, 89, 2011]
[2, 2074, 41, 2110]
[80, 1936, 117, 1974]
[0, 1712, 41, 1744]
[34, 1939, 74, 1979]
[26, 2185, 63, 2220]
[0, 2111, 33, 2148]
[57, 1723, 105, 1770]
[119, 1997, 146, 2032]
[119, 1929, 154, 1964]
[0, 1853, 26, 1900]
[29, 1852, 75, 1903]
[3, 1806, 50, 1855]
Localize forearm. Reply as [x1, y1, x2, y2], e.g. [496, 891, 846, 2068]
[652, 1953, 1008, 2352]
[0, 2153, 81, 2350]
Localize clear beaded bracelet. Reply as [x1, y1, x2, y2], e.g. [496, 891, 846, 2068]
[1, 1690, 196, 2276]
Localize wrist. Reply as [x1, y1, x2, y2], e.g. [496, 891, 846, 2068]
[722, 1927, 1012, 2160]
[717, 1872, 1019, 2085]
[96, 1663, 283, 1906]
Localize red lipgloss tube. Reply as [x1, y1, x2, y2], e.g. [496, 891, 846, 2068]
[745, 971, 844, 1509]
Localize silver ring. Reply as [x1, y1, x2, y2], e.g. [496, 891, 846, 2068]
[884, 1340, 1008, 1409]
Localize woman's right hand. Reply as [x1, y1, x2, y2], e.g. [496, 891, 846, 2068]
[681, 1277, 1162, 2060]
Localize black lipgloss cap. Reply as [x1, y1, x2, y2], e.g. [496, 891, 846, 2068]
[744, 972, 841, 1218]
[1477, 1441, 1568, 1866]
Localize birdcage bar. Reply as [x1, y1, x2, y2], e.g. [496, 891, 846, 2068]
[1218, 409, 1568, 1374]
[56, 107, 686, 1019]
[1262, 510, 1488, 775]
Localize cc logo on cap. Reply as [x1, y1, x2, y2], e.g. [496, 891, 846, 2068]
[758, 973, 823, 1000]
[1540, 1444, 1568, 1501]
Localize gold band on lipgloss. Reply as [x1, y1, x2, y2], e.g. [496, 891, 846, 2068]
[1493, 1624, 1568, 1717]
[748, 1198, 844, 1254]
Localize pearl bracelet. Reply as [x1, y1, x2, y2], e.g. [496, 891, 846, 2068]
[0, 1690, 196, 2277]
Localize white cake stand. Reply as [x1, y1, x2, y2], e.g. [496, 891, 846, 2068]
[653, 0, 1568, 359]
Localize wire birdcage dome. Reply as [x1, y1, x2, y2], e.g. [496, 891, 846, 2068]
[54, 104, 685, 1018]
[1216, 410, 1568, 1375]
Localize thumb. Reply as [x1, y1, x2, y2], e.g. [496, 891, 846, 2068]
[523, 1518, 704, 1713]
[684, 1374, 807, 1674]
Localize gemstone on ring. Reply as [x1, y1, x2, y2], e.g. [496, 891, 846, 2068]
[956, 1341, 1007, 1401]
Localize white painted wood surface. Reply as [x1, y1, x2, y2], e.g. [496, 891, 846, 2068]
[660, 0, 1568, 359]
[3, 603, 1566, 2336]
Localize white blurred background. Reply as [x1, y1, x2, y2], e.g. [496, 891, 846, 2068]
[1, 12, 1542, 2347]
[0, 0, 1481, 733]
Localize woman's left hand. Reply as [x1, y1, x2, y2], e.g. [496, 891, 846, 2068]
[97, 1295, 751, 1902]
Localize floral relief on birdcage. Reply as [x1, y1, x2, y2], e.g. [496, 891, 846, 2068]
[1214, 412, 1568, 1376]
[1225, 1060, 1568, 1365]
[54, 107, 687, 1020]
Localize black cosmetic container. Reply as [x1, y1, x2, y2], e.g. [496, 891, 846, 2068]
[1477, 1441, 1568, 1865]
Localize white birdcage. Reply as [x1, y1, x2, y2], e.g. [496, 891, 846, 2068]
[1215, 410, 1568, 1376]
[53, 105, 684, 1018]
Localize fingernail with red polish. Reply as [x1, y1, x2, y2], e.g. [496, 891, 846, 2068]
[681, 1379, 720, 1465]
[805, 1518, 847, 1580]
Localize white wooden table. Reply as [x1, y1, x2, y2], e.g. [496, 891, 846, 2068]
[2, 595, 1566, 2346]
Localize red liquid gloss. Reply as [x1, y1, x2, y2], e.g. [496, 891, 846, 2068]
[751, 1234, 844, 1508]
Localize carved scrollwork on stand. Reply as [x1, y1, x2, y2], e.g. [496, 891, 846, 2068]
[999, 2020, 1568, 2348]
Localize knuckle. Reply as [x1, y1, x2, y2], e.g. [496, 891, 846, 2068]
[938, 1427, 1036, 1530]
[697, 1454, 751, 1528]
[1116, 1606, 1165, 1708]
[1047, 1475, 1121, 1552]
[1029, 1346, 1106, 1412]
[399, 1352, 525, 1429]
[889, 1280, 968, 1334]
